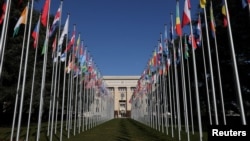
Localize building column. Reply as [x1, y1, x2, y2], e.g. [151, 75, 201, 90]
[114, 86, 118, 118]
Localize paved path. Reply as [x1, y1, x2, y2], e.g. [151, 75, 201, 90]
[66, 118, 170, 141]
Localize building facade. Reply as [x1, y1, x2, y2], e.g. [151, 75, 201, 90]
[103, 76, 140, 118]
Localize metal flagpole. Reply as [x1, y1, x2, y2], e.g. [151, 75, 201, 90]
[66, 53, 71, 131]
[8, 1, 24, 140]
[52, 1, 64, 137]
[68, 52, 74, 138]
[16, 1, 34, 140]
[25, 16, 41, 141]
[74, 50, 79, 136]
[168, 50, 174, 138]
[189, 14, 203, 141]
[36, 24, 50, 141]
[179, 36, 190, 141]
[171, 13, 181, 140]
[210, 1, 226, 125]
[185, 47, 194, 134]
[54, 49, 62, 134]
[60, 40, 68, 141]
[159, 34, 165, 133]
[224, 0, 246, 125]
[199, 30, 212, 125]
[0, 0, 11, 78]
[203, 8, 219, 125]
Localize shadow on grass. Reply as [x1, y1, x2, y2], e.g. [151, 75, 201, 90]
[0, 119, 208, 141]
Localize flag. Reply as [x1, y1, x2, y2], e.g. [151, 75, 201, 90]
[13, 5, 28, 37]
[164, 24, 169, 57]
[210, 1, 216, 38]
[188, 34, 197, 49]
[31, 17, 40, 48]
[64, 30, 75, 52]
[200, 0, 206, 8]
[75, 34, 81, 58]
[42, 25, 49, 55]
[169, 16, 174, 43]
[41, 0, 50, 27]
[153, 49, 158, 67]
[49, 5, 61, 37]
[58, 15, 69, 55]
[175, 0, 182, 36]
[221, 1, 227, 27]
[60, 52, 66, 62]
[58, 16, 69, 47]
[182, 0, 191, 27]
[0, 0, 6, 24]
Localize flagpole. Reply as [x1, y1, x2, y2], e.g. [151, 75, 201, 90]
[36, 24, 50, 141]
[199, 31, 212, 125]
[185, 53, 194, 134]
[68, 52, 74, 138]
[224, 0, 246, 125]
[0, 0, 11, 78]
[169, 50, 174, 138]
[179, 36, 190, 141]
[203, 8, 219, 125]
[16, 1, 34, 140]
[209, 1, 226, 125]
[10, 2, 27, 141]
[159, 33, 165, 133]
[60, 28, 68, 141]
[25, 15, 41, 141]
[185, 2, 203, 139]
[74, 36, 79, 136]
[171, 13, 181, 140]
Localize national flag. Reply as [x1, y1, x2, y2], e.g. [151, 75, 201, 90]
[49, 5, 61, 37]
[60, 52, 66, 62]
[200, 0, 206, 8]
[188, 34, 197, 49]
[13, 5, 28, 37]
[164, 24, 169, 57]
[182, 0, 191, 27]
[31, 17, 40, 48]
[75, 34, 81, 58]
[210, 1, 216, 38]
[42, 25, 49, 55]
[221, 1, 227, 27]
[80, 46, 86, 68]
[64, 30, 75, 52]
[175, 0, 182, 36]
[58, 15, 69, 55]
[153, 49, 158, 67]
[41, 0, 50, 27]
[0, 0, 6, 24]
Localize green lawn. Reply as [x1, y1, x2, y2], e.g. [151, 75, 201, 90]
[0, 118, 207, 141]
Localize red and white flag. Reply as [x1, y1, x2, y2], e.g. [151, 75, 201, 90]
[182, 0, 191, 27]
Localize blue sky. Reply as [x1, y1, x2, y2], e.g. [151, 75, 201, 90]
[34, 0, 200, 76]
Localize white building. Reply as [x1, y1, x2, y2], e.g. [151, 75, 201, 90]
[103, 76, 140, 118]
